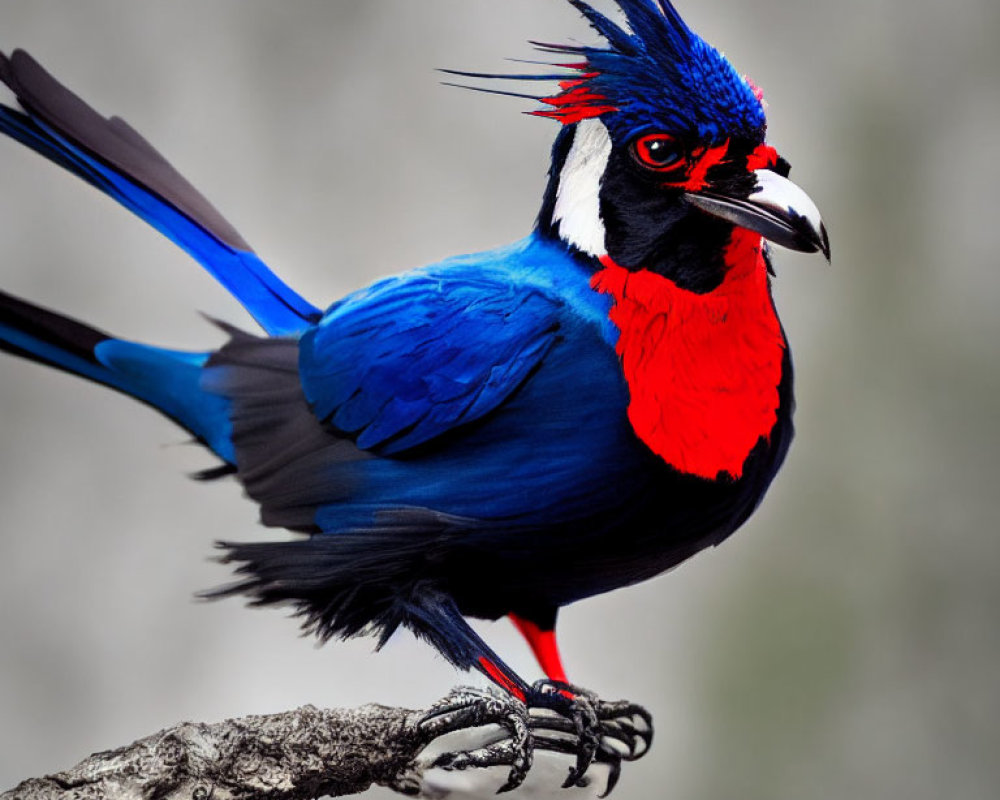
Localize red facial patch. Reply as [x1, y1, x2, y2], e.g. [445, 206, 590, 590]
[746, 142, 779, 171]
[593, 230, 786, 480]
[664, 139, 730, 192]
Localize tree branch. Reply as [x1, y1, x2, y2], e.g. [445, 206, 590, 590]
[2, 687, 651, 800]
[1, 702, 427, 800]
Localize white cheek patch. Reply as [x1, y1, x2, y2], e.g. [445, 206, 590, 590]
[553, 117, 612, 257]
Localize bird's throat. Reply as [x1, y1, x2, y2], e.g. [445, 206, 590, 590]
[592, 229, 786, 480]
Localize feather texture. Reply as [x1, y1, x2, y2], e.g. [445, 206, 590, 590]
[300, 268, 563, 454]
[0, 50, 319, 335]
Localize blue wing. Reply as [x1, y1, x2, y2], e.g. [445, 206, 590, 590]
[0, 49, 319, 336]
[299, 267, 564, 454]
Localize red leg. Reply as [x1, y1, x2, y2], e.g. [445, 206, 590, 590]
[509, 613, 568, 684]
[476, 654, 528, 702]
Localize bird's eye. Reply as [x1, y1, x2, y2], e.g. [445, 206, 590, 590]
[632, 134, 685, 171]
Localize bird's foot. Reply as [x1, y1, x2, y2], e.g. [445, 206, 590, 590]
[393, 685, 533, 795]
[391, 684, 652, 796]
[527, 680, 654, 796]
[560, 683, 653, 762]
[528, 680, 599, 790]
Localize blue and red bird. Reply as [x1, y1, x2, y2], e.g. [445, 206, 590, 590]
[0, 0, 827, 791]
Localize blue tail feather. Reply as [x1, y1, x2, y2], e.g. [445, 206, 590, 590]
[0, 289, 234, 462]
[0, 49, 320, 336]
[93, 340, 234, 461]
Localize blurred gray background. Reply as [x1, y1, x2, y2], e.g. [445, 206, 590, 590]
[0, 1, 997, 798]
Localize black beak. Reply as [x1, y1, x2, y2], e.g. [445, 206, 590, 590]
[685, 169, 830, 261]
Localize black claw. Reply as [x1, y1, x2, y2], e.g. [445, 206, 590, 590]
[563, 709, 599, 788]
[431, 741, 531, 792]
[528, 679, 600, 789]
[598, 758, 622, 799]
[531, 731, 620, 797]
[526, 681, 654, 796]
[412, 686, 533, 793]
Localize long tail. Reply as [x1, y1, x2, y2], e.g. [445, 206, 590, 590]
[0, 49, 320, 336]
[0, 288, 234, 463]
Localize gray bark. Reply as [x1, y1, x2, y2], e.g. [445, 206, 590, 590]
[1, 703, 425, 800]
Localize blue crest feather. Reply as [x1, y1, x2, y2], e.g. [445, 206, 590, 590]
[561, 0, 766, 139]
[451, 0, 766, 142]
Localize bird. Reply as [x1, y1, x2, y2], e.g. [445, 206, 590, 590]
[0, 0, 827, 791]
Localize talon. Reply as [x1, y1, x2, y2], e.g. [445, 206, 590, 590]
[410, 686, 534, 793]
[525, 682, 654, 795]
[599, 758, 622, 799]
[528, 679, 600, 788]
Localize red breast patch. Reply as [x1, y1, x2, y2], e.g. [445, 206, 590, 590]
[592, 230, 786, 480]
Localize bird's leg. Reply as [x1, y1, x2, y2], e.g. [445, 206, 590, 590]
[400, 595, 649, 793]
[394, 594, 540, 792]
[510, 611, 652, 790]
[510, 612, 568, 684]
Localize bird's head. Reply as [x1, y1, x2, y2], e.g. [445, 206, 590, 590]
[450, 0, 829, 291]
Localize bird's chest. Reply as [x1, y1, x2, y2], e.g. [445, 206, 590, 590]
[592, 235, 786, 481]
